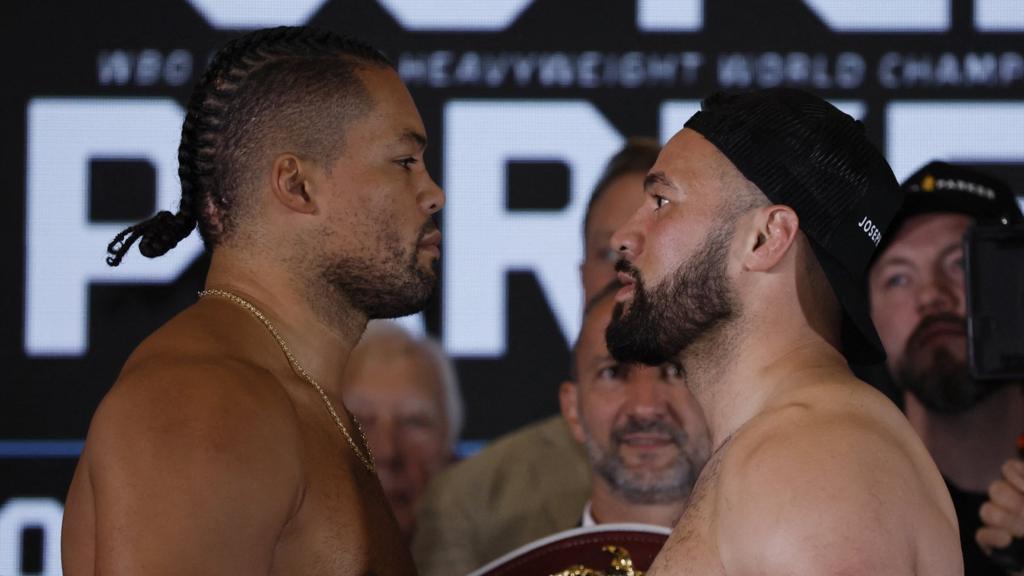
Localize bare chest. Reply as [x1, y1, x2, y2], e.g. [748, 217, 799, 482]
[648, 451, 726, 576]
[272, 418, 414, 576]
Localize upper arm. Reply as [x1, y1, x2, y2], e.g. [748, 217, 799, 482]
[85, 360, 303, 575]
[717, 423, 914, 576]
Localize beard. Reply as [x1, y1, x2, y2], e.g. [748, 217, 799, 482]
[320, 218, 439, 320]
[896, 312, 988, 414]
[581, 415, 704, 505]
[606, 224, 737, 366]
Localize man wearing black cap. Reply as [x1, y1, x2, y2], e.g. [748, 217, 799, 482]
[607, 89, 962, 574]
[868, 161, 1024, 575]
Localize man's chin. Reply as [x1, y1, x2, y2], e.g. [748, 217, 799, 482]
[365, 285, 434, 319]
[899, 351, 982, 413]
[913, 343, 966, 366]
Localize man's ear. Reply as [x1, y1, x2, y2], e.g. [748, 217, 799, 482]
[559, 381, 586, 444]
[743, 205, 800, 272]
[271, 153, 318, 215]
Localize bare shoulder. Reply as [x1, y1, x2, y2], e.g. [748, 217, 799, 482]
[714, 380, 961, 575]
[88, 318, 305, 485]
[78, 312, 308, 572]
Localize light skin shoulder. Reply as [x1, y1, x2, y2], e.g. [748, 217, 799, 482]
[712, 384, 961, 576]
[717, 411, 913, 574]
[647, 376, 962, 576]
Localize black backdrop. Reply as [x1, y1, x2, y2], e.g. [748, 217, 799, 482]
[4, 1, 1024, 572]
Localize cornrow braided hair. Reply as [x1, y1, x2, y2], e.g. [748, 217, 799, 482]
[106, 26, 392, 266]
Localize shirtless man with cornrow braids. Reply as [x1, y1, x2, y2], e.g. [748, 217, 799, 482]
[62, 26, 443, 575]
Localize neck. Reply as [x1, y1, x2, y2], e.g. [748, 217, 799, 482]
[589, 479, 686, 527]
[904, 382, 1024, 493]
[685, 314, 850, 451]
[204, 249, 368, 394]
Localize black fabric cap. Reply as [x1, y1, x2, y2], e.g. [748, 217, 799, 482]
[685, 89, 904, 364]
[880, 161, 1023, 254]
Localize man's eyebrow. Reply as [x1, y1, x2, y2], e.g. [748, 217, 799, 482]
[586, 354, 616, 368]
[875, 254, 915, 270]
[937, 240, 964, 260]
[400, 130, 427, 151]
[877, 239, 963, 270]
[644, 171, 673, 193]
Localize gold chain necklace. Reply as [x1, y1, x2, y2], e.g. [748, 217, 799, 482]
[198, 288, 375, 473]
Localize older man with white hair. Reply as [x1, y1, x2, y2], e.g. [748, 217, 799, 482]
[341, 322, 464, 542]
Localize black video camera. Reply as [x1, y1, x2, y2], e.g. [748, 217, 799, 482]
[965, 224, 1024, 381]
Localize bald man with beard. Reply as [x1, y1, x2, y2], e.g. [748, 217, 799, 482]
[607, 89, 961, 575]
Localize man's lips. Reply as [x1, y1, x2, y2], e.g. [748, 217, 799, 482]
[620, 433, 674, 447]
[615, 271, 636, 302]
[418, 231, 442, 256]
[914, 323, 965, 347]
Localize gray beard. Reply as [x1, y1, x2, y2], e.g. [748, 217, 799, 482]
[580, 416, 702, 505]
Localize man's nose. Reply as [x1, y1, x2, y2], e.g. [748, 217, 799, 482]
[915, 272, 962, 316]
[420, 174, 445, 215]
[625, 376, 667, 419]
[611, 210, 645, 261]
[367, 419, 403, 470]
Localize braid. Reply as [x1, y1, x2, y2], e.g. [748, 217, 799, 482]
[106, 26, 392, 266]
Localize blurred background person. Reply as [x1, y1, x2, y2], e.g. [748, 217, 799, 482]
[559, 281, 710, 527]
[412, 138, 665, 575]
[341, 321, 464, 542]
[581, 137, 664, 296]
[868, 161, 1024, 575]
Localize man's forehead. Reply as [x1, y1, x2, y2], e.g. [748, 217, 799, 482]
[347, 386, 440, 415]
[653, 128, 736, 190]
[348, 367, 443, 402]
[357, 68, 426, 135]
[875, 212, 973, 265]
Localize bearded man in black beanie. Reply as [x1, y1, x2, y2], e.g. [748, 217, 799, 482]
[607, 89, 962, 575]
[869, 161, 1024, 575]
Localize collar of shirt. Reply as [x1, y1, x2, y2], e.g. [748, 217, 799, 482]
[580, 500, 597, 527]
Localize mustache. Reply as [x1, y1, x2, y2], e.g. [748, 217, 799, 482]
[614, 258, 640, 279]
[610, 417, 685, 446]
[906, 312, 966, 351]
[417, 217, 440, 242]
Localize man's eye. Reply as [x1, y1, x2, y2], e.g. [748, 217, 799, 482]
[883, 274, 909, 289]
[597, 365, 625, 380]
[654, 195, 669, 210]
[398, 157, 418, 169]
[662, 363, 683, 380]
[599, 248, 619, 263]
[399, 415, 436, 430]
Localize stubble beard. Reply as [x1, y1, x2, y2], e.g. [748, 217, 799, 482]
[581, 416, 702, 505]
[606, 224, 738, 368]
[320, 219, 439, 321]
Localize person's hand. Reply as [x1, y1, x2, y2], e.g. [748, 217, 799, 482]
[978, 458, 1024, 574]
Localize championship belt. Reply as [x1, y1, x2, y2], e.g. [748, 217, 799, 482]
[467, 523, 670, 576]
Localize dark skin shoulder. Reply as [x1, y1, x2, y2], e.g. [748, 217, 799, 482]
[62, 302, 415, 575]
